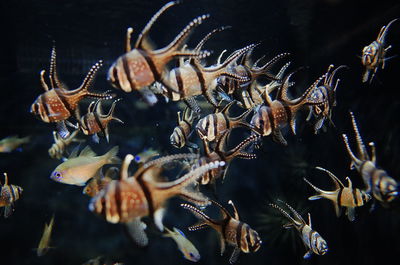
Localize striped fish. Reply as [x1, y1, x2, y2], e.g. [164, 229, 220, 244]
[163, 44, 257, 107]
[342, 112, 399, 204]
[362, 18, 398, 83]
[198, 130, 259, 186]
[269, 200, 328, 259]
[30, 46, 114, 138]
[195, 100, 253, 143]
[79, 99, 124, 143]
[170, 107, 198, 149]
[304, 167, 371, 221]
[250, 70, 327, 146]
[306, 64, 347, 134]
[0, 173, 23, 218]
[48, 130, 83, 160]
[181, 200, 261, 264]
[107, 1, 210, 95]
[89, 153, 225, 246]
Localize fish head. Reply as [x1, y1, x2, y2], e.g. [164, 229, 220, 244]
[243, 225, 262, 253]
[170, 128, 184, 148]
[361, 44, 377, 67]
[50, 168, 67, 183]
[361, 190, 372, 204]
[315, 234, 328, 256]
[184, 250, 201, 262]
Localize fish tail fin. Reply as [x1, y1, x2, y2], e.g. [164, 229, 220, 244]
[104, 146, 121, 164]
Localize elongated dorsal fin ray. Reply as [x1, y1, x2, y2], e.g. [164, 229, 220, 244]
[269, 202, 299, 227]
[341, 134, 362, 167]
[135, 1, 180, 49]
[40, 70, 49, 91]
[225, 134, 259, 162]
[315, 166, 344, 189]
[377, 18, 398, 44]
[349, 112, 369, 160]
[277, 199, 306, 224]
[78, 61, 103, 92]
[181, 203, 219, 226]
[254, 52, 291, 81]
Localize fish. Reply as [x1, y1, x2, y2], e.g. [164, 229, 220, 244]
[195, 100, 253, 143]
[250, 70, 327, 146]
[181, 200, 262, 264]
[48, 129, 83, 159]
[163, 44, 256, 107]
[170, 107, 198, 149]
[133, 148, 160, 165]
[79, 99, 124, 143]
[306, 64, 347, 134]
[304, 166, 371, 221]
[89, 153, 225, 246]
[0, 135, 30, 153]
[0, 173, 23, 218]
[50, 145, 121, 186]
[36, 214, 55, 257]
[198, 130, 259, 186]
[30, 46, 114, 138]
[83, 167, 118, 197]
[269, 200, 328, 259]
[361, 18, 398, 83]
[107, 1, 211, 96]
[342, 112, 399, 204]
[163, 226, 201, 262]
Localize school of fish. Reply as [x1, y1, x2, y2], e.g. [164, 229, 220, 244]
[1, 1, 399, 264]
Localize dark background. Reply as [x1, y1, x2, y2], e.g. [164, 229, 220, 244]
[1, 0, 400, 264]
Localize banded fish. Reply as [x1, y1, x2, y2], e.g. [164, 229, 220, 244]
[219, 49, 290, 109]
[163, 43, 257, 107]
[89, 153, 225, 246]
[342, 112, 399, 204]
[30, 46, 114, 138]
[79, 99, 124, 143]
[362, 18, 398, 83]
[306, 64, 347, 134]
[164, 226, 201, 262]
[304, 167, 371, 221]
[269, 200, 328, 259]
[0, 135, 30, 153]
[36, 215, 55, 257]
[48, 130, 83, 159]
[107, 1, 211, 96]
[83, 167, 118, 197]
[195, 100, 253, 143]
[50, 145, 120, 186]
[181, 200, 261, 264]
[0, 173, 23, 218]
[198, 130, 259, 186]
[170, 107, 198, 149]
[250, 70, 327, 146]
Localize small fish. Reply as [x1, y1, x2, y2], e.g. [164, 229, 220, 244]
[269, 200, 328, 259]
[48, 130, 83, 159]
[170, 107, 198, 149]
[89, 154, 224, 247]
[83, 167, 118, 197]
[304, 167, 371, 221]
[164, 226, 201, 262]
[0, 172, 23, 218]
[0, 135, 30, 153]
[133, 148, 160, 165]
[181, 200, 261, 264]
[361, 18, 398, 83]
[37, 215, 55, 256]
[79, 99, 124, 143]
[30, 46, 114, 138]
[196, 101, 253, 143]
[342, 112, 399, 204]
[50, 145, 120, 186]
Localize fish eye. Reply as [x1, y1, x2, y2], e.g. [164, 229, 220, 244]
[189, 253, 194, 258]
[53, 171, 62, 179]
[135, 155, 141, 162]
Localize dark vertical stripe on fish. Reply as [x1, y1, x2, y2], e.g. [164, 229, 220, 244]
[175, 68, 185, 98]
[352, 188, 358, 206]
[190, 63, 207, 97]
[137, 50, 160, 81]
[94, 111, 107, 138]
[122, 56, 137, 91]
[236, 222, 244, 250]
[115, 182, 123, 220]
[337, 187, 343, 208]
[136, 168, 155, 218]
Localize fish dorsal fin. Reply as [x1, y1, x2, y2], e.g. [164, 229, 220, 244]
[173, 227, 186, 238]
[68, 145, 81, 159]
[211, 200, 232, 219]
[346, 177, 353, 189]
[228, 200, 240, 220]
[278, 199, 306, 224]
[307, 213, 312, 228]
[220, 100, 236, 116]
[316, 166, 344, 189]
[2, 172, 8, 185]
[79, 146, 97, 157]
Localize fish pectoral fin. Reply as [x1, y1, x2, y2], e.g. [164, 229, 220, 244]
[229, 247, 241, 264]
[346, 207, 356, 222]
[282, 222, 294, 229]
[272, 129, 287, 146]
[124, 218, 149, 247]
[333, 201, 342, 217]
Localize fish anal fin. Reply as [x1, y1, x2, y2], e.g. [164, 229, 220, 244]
[229, 247, 241, 264]
[188, 221, 209, 231]
[303, 250, 313, 259]
[346, 207, 355, 222]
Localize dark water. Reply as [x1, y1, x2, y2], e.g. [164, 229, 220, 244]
[1, 0, 400, 264]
